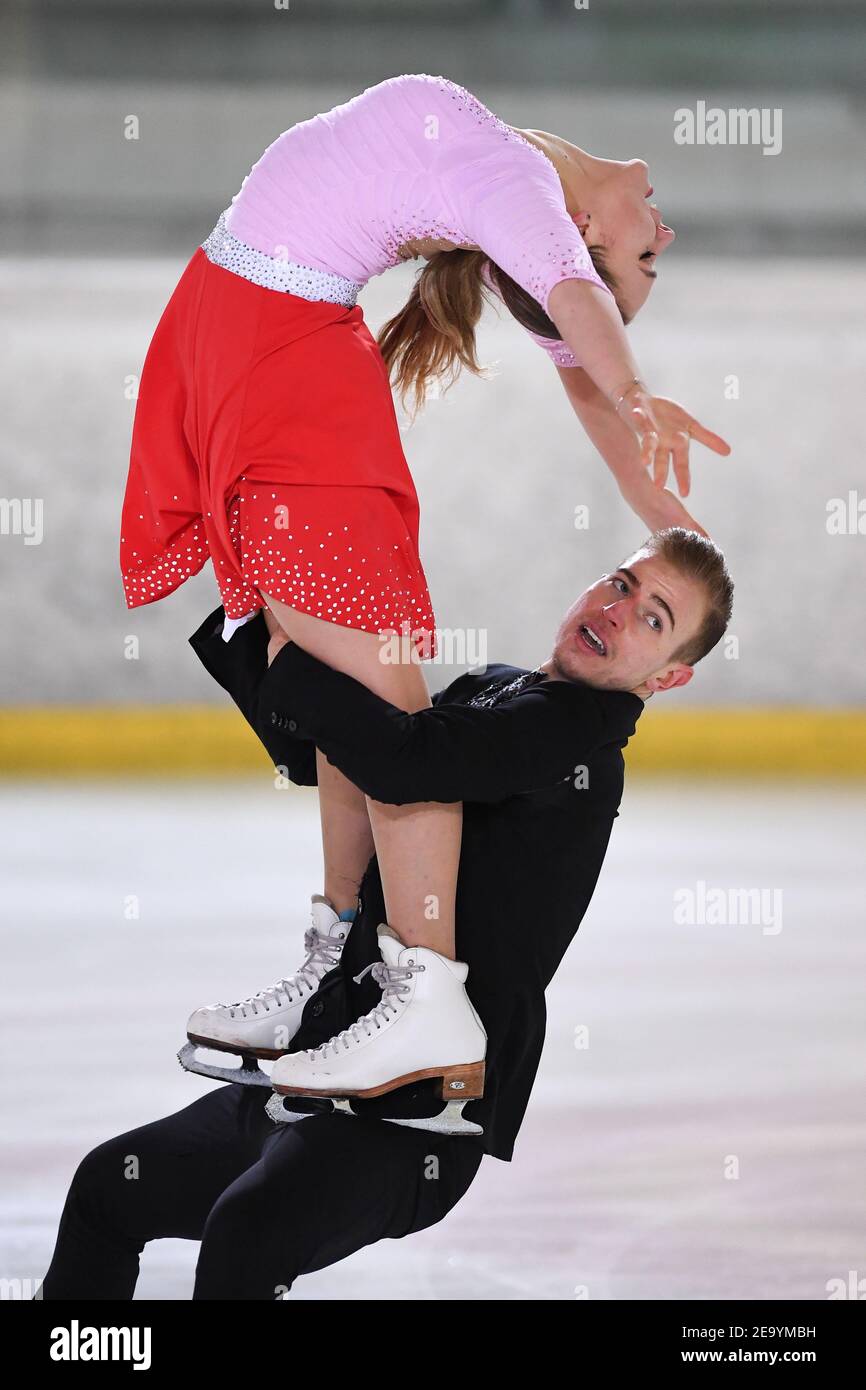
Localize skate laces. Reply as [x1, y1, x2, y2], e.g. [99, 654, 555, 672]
[227, 927, 343, 1019]
[306, 958, 425, 1059]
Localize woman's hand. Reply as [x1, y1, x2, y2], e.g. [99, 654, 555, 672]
[554, 363, 718, 538]
[613, 382, 731, 496]
[616, 462, 711, 538]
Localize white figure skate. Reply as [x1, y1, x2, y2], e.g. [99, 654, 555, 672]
[177, 895, 350, 1088]
[266, 924, 487, 1135]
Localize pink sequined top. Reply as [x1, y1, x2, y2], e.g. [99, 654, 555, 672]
[224, 73, 612, 368]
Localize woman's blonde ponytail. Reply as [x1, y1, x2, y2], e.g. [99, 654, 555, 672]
[377, 245, 623, 417]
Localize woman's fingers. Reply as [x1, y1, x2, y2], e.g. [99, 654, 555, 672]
[653, 442, 672, 490]
[671, 430, 691, 497]
[628, 401, 660, 475]
[682, 413, 731, 456]
[635, 400, 729, 497]
[622, 393, 712, 498]
[656, 429, 694, 496]
[644, 434, 661, 479]
[640, 429, 658, 473]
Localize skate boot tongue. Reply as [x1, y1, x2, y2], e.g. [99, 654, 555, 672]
[376, 925, 407, 967]
[311, 894, 351, 940]
[243, 899, 347, 1008]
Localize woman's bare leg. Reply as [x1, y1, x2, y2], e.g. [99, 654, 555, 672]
[260, 593, 460, 959]
[263, 607, 375, 916]
[315, 748, 374, 915]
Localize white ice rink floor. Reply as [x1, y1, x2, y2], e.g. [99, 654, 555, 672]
[2, 777, 864, 1301]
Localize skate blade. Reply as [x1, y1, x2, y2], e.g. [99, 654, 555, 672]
[264, 1093, 317, 1125]
[382, 1101, 483, 1137]
[177, 1040, 273, 1089]
[272, 1059, 486, 1103]
[265, 1093, 483, 1137]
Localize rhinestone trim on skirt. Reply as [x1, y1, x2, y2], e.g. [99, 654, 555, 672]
[225, 483, 438, 659]
[121, 232, 437, 660]
[201, 210, 362, 307]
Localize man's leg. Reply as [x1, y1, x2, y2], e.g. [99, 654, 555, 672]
[193, 1113, 484, 1300]
[40, 1084, 274, 1300]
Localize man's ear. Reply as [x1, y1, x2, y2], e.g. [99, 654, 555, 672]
[645, 664, 693, 694]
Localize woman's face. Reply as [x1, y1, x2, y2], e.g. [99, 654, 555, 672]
[516, 132, 675, 322]
[571, 158, 676, 322]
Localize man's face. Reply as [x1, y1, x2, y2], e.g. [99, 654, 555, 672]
[549, 550, 707, 694]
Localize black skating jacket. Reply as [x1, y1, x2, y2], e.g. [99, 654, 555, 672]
[189, 607, 643, 1163]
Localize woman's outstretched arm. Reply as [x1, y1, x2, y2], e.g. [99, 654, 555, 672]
[547, 279, 642, 402]
[555, 363, 713, 535]
[547, 280, 731, 497]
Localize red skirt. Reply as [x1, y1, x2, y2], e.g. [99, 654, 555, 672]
[120, 246, 437, 657]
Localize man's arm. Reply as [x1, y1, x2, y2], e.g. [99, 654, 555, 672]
[187, 608, 318, 785]
[259, 640, 613, 806]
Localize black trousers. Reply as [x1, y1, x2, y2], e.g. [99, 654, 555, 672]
[40, 1083, 484, 1300]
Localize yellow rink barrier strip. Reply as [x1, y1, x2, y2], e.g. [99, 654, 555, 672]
[0, 706, 864, 778]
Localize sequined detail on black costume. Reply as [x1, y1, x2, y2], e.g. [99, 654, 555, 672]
[467, 668, 547, 709]
[468, 667, 573, 791]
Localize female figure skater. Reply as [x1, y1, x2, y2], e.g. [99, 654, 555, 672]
[121, 73, 729, 1111]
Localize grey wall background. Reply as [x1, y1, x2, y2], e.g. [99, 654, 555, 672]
[1, 0, 864, 706]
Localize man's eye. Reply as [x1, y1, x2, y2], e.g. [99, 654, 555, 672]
[647, 614, 662, 631]
[612, 577, 627, 593]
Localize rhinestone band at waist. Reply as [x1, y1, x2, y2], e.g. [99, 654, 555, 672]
[200, 211, 362, 307]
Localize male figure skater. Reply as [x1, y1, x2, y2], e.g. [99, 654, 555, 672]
[40, 528, 732, 1300]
